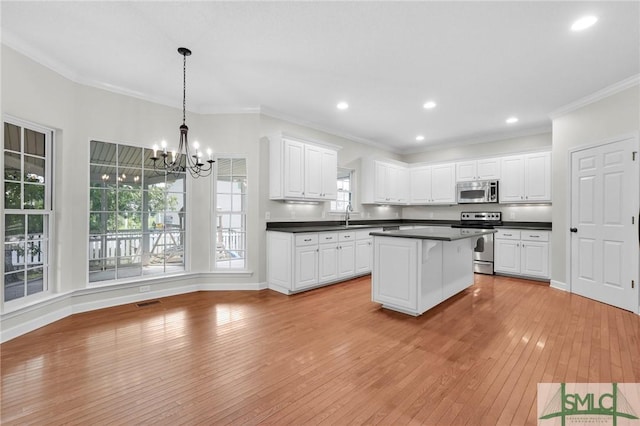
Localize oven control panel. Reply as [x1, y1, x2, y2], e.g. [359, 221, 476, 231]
[461, 212, 501, 221]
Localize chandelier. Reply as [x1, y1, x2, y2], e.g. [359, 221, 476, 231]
[151, 47, 214, 178]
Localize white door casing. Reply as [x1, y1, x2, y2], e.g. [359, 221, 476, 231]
[570, 135, 639, 312]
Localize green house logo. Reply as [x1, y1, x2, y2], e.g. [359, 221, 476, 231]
[538, 383, 640, 425]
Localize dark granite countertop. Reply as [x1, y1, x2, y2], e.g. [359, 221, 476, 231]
[266, 220, 551, 233]
[496, 222, 552, 230]
[370, 227, 497, 241]
[266, 220, 455, 233]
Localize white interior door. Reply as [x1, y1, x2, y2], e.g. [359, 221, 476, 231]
[570, 136, 639, 312]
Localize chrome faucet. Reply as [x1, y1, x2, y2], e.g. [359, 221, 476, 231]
[345, 203, 353, 227]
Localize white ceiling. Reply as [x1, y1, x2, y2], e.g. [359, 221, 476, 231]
[2, 1, 639, 153]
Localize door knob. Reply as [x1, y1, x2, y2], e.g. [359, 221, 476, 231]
[570, 227, 578, 233]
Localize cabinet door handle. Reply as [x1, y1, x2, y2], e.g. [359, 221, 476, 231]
[570, 227, 578, 233]
[504, 233, 512, 236]
[344, 235, 351, 238]
[529, 235, 539, 238]
[304, 238, 312, 242]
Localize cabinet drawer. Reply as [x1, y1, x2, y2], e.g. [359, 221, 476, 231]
[318, 232, 338, 243]
[522, 231, 549, 242]
[495, 229, 521, 240]
[295, 234, 319, 246]
[339, 231, 356, 242]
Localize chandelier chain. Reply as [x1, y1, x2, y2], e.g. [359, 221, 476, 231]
[182, 52, 186, 125]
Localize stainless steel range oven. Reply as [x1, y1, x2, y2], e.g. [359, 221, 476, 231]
[451, 211, 502, 275]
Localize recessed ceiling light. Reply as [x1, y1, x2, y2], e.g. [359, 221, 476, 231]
[336, 102, 349, 110]
[416, 135, 425, 141]
[506, 117, 519, 124]
[571, 15, 598, 31]
[423, 101, 437, 109]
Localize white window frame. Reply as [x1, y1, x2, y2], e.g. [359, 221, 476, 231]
[213, 155, 247, 270]
[87, 140, 187, 284]
[2, 116, 54, 307]
[330, 167, 355, 213]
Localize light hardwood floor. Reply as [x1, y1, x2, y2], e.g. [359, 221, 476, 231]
[2, 274, 639, 425]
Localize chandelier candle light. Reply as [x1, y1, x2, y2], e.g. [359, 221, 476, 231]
[151, 47, 214, 178]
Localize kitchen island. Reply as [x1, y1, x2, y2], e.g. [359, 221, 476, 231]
[370, 227, 496, 316]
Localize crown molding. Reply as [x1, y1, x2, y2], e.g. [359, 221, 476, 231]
[258, 106, 396, 153]
[399, 124, 552, 155]
[549, 74, 640, 120]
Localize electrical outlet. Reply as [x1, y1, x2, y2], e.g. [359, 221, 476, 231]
[321, 211, 325, 218]
[265, 211, 270, 220]
[509, 212, 516, 220]
[139, 285, 151, 293]
[367, 212, 371, 218]
[428, 212, 434, 219]
[395, 212, 399, 218]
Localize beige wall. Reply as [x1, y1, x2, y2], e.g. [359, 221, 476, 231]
[551, 85, 640, 285]
[401, 132, 552, 163]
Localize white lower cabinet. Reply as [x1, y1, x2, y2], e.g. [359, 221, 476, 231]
[295, 245, 319, 290]
[267, 228, 381, 294]
[494, 229, 550, 279]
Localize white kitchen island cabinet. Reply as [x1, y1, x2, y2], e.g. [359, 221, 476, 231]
[370, 227, 496, 316]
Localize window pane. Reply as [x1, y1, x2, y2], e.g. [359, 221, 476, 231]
[24, 129, 45, 157]
[27, 215, 44, 236]
[232, 159, 247, 176]
[90, 188, 116, 212]
[118, 190, 142, 212]
[117, 213, 141, 231]
[217, 176, 232, 194]
[217, 194, 231, 211]
[25, 156, 45, 183]
[89, 264, 115, 283]
[165, 173, 186, 193]
[4, 182, 21, 208]
[118, 145, 142, 168]
[232, 177, 247, 194]
[117, 167, 142, 189]
[26, 267, 44, 295]
[231, 194, 245, 212]
[90, 164, 117, 188]
[4, 152, 21, 181]
[89, 212, 116, 233]
[5, 242, 25, 271]
[143, 169, 166, 188]
[26, 240, 45, 265]
[217, 158, 231, 176]
[23, 184, 45, 209]
[90, 141, 116, 165]
[5, 214, 25, 242]
[4, 271, 25, 301]
[4, 123, 20, 152]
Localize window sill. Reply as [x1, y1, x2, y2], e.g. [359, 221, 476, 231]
[209, 270, 254, 278]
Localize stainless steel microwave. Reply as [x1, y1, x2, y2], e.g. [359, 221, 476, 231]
[456, 180, 499, 203]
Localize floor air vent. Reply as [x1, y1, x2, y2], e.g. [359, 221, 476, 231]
[136, 300, 161, 307]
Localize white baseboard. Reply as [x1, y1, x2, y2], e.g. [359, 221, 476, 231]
[1, 278, 269, 344]
[71, 284, 201, 315]
[550, 280, 568, 292]
[1, 305, 73, 343]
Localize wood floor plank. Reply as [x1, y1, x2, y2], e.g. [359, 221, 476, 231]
[2, 274, 639, 425]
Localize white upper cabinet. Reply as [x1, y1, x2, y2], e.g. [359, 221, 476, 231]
[362, 159, 408, 204]
[409, 163, 456, 204]
[269, 134, 339, 201]
[456, 158, 501, 182]
[304, 144, 338, 200]
[500, 151, 551, 203]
